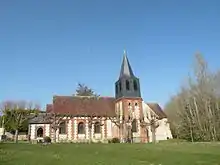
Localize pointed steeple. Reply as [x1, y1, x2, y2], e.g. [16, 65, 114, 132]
[115, 50, 141, 99]
[119, 50, 135, 78]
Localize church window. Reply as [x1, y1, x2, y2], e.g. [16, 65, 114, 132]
[128, 102, 131, 106]
[126, 80, 130, 90]
[131, 119, 137, 132]
[59, 121, 66, 134]
[94, 122, 101, 134]
[133, 80, 138, 91]
[36, 127, 43, 137]
[78, 122, 85, 134]
[135, 103, 138, 106]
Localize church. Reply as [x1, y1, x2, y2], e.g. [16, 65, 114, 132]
[29, 51, 172, 143]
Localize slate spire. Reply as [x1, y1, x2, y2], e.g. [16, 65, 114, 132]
[115, 50, 141, 99]
[119, 50, 135, 78]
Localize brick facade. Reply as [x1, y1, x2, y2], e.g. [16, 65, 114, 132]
[29, 52, 172, 143]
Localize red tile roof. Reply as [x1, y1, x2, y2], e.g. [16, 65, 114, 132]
[46, 96, 166, 119]
[52, 96, 116, 117]
[147, 103, 167, 119]
[46, 104, 53, 113]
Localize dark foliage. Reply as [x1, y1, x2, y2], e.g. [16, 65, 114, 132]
[111, 137, 120, 143]
[43, 136, 51, 143]
[75, 83, 99, 97]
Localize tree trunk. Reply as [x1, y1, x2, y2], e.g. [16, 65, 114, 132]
[53, 129, 57, 143]
[119, 124, 123, 143]
[151, 127, 156, 143]
[193, 97, 203, 134]
[89, 127, 92, 143]
[127, 126, 132, 143]
[190, 127, 194, 142]
[14, 129, 19, 143]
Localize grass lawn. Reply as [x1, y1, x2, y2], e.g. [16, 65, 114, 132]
[1, 142, 220, 165]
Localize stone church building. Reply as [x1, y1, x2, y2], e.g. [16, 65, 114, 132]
[29, 52, 172, 143]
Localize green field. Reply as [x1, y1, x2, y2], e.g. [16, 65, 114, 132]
[1, 142, 220, 165]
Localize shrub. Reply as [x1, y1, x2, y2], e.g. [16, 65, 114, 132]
[44, 136, 51, 143]
[38, 139, 43, 143]
[6, 137, 13, 142]
[1, 135, 6, 141]
[126, 138, 132, 143]
[111, 137, 120, 143]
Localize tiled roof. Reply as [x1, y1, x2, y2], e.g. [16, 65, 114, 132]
[46, 104, 53, 113]
[29, 113, 51, 124]
[52, 96, 116, 117]
[147, 103, 167, 119]
[45, 96, 166, 119]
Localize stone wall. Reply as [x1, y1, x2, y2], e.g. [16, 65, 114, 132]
[142, 101, 173, 142]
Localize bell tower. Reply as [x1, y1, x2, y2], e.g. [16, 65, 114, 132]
[115, 50, 146, 143]
[115, 50, 141, 99]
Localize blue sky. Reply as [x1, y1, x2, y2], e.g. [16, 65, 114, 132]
[0, 0, 220, 109]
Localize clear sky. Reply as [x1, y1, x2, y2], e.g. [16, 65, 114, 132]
[0, 0, 220, 109]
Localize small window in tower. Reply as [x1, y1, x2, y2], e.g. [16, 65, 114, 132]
[126, 80, 130, 90]
[119, 82, 122, 91]
[133, 80, 138, 91]
[135, 103, 138, 106]
[128, 102, 131, 106]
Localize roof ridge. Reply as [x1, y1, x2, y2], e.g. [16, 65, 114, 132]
[53, 95, 115, 99]
[146, 102, 159, 104]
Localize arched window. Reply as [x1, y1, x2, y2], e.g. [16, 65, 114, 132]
[131, 119, 137, 132]
[59, 121, 66, 134]
[126, 80, 130, 90]
[37, 127, 43, 137]
[78, 122, 85, 134]
[133, 80, 138, 91]
[94, 122, 101, 134]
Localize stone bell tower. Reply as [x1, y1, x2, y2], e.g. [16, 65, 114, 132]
[115, 50, 146, 143]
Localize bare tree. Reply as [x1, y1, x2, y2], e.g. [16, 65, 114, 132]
[165, 53, 220, 142]
[108, 108, 137, 143]
[0, 100, 40, 143]
[87, 115, 105, 143]
[43, 113, 68, 143]
[108, 110, 124, 142]
[140, 116, 159, 143]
